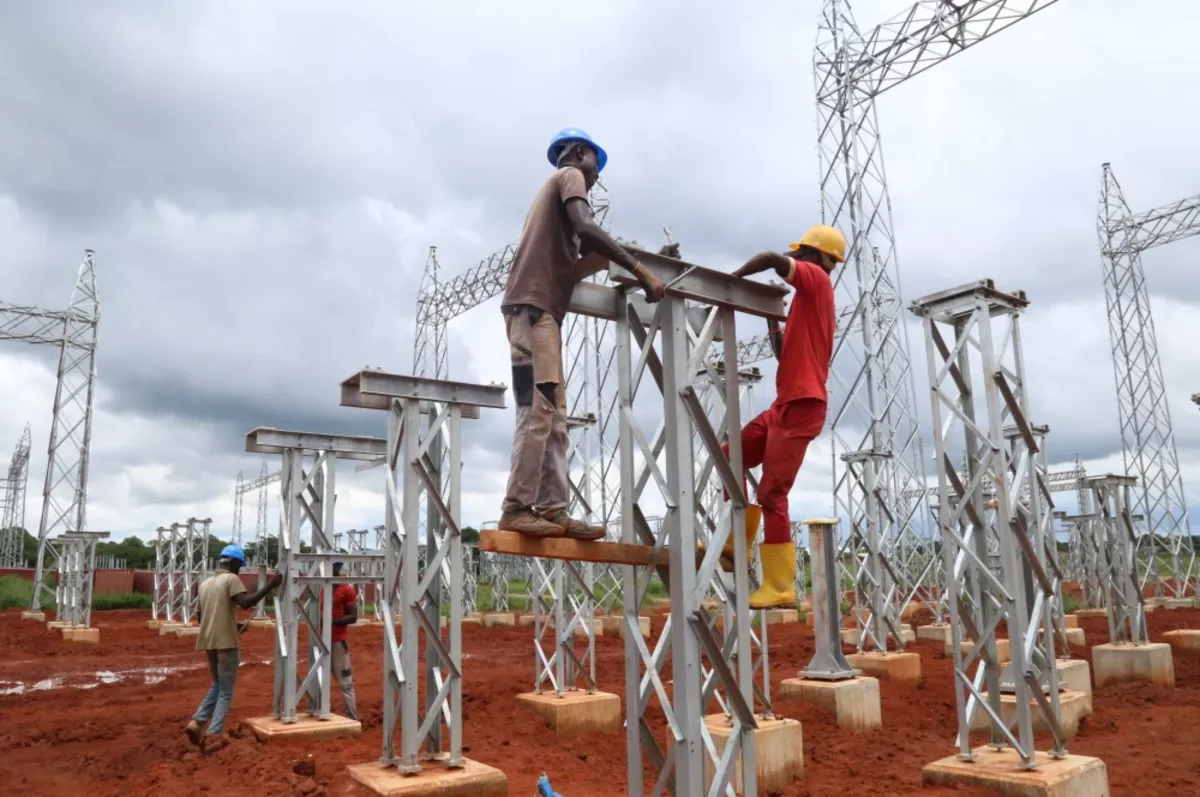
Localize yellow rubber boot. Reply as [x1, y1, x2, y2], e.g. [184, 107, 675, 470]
[720, 505, 762, 565]
[749, 541, 797, 609]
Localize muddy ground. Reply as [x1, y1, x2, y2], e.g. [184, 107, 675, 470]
[1, 607, 1197, 796]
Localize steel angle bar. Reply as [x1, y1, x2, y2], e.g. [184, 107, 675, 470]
[341, 369, 506, 411]
[609, 251, 787, 322]
[245, 427, 386, 460]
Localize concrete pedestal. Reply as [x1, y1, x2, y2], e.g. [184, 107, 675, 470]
[1064, 614, 1078, 629]
[146, 619, 163, 630]
[516, 691, 620, 737]
[21, 611, 45, 622]
[615, 616, 651, 638]
[158, 622, 183, 635]
[63, 627, 100, 644]
[917, 623, 952, 643]
[780, 676, 881, 733]
[1065, 628, 1085, 647]
[347, 759, 507, 797]
[597, 615, 620, 635]
[924, 747, 1108, 797]
[703, 714, 803, 795]
[480, 613, 515, 628]
[968, 690, 1092, 738]
[47, 621, 70, 630]
[174, 626, 200, 637]
[1056, 659, 1092, 695]
[1163, 629, 1200, 657]
[952, 638, 1011, 664]
[845, 651, 920, 682]
[764, 608, 799, 625]
[516, 614, 535, 628]
[460, 617, 481, 627]
[1092, 642, 1174, 688]
[1073, 608, 1107, 621]
[245, 714, 362, 742]
[840, 626, 915, 646]
[248, 619, 276, 629]
[1145, 597, 1166, 609]
[1164, 598, 1194, 610]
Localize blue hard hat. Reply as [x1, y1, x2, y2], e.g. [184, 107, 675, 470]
[220, 544, 246, 565]
[547, 128, 607, 173]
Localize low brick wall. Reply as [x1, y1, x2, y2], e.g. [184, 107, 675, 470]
[1, 567, 134, 595]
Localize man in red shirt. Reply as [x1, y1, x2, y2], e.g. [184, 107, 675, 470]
[725, 224, 844, 608]
[330, 562, 358, 720]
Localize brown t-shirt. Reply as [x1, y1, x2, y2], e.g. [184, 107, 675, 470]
[195, 570, 247, 651]
[501, 167, 590, 323]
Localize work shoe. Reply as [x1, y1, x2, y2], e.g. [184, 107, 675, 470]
[537, 509, 606, 541]
[201, 734, 229, 754]
[498, 510, 565, 538]
[697, 504, 763, 571]
[749, 541, 797, 609]
[185, 719, 203, 747]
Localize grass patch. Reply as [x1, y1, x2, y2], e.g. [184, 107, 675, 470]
[0, 575, 36, 610]
[93, 592, 153, 610]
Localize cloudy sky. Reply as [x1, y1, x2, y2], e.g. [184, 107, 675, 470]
[3, 0, 1200, 551]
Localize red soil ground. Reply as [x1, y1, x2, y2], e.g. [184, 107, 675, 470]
[1, 607, 1197, 797]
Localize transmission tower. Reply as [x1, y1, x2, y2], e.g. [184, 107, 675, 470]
[0, 251, 101, 611]
[0, 424, 33, 568]
[807, 0, 1063, 626]
[232, 470, 245, 547]
[1098, 163, 1199, 598]
[255, 461, 272, 565]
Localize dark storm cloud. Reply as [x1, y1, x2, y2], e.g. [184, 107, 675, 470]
[3, 0, 1200, 536]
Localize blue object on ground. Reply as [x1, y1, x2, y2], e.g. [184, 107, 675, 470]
[536, 773, 563, 797]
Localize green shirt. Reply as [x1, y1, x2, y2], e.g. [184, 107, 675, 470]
[195, 571, 248, 651]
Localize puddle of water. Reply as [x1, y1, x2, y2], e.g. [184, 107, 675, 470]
[0, 658, 273, 696]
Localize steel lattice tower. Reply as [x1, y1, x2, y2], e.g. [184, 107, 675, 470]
[232, 470, 245, 547]
[255, 461, 271, 565]
[0, 424, 33, 567]
[1098, 163, 1199, 598]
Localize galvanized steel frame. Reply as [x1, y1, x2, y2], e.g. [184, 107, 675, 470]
[54, 531, 108, 627]
[911, 280, 1067, 768]
[1083, 475, 1148, 646]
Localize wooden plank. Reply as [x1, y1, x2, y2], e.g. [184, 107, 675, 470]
[480, 529, 669, 567]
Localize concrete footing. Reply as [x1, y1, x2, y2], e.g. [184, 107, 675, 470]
[845, 651, 920, 682]
[1056, 659, 1092, 695]
[157, 622, 183, 635]
[969, 690, 1092, 738]
[923, 747, 1108, 797]
[515, 691, 621, 737]
[146, 619, 163, 630]
[917, 623, 951, 643]
[1092, 642, 1175, 688]
[1064, 614, 1078, 628]
[63, 627, 100, 644]
[174, 625, 200, 637]
[840, 625, 915, 646]
[703, 714, 803, 794]
[1164, 598, 1195, 610]
[780, 676, 881, 733]
[245, 714, 362, 742]
[764, 608, 800, 625]
[21, 611, 45, 622]
[1163, 629, 1200, 657]
[248, 619, 276, 629]
[47, 621, 70, 629]
[952, 638, 1011, 663]
[1065, 628, 1085, 647]
[347, 759, 507, 796]
[616, 616, 651, 638]
[480, 613, 515, 628]
[1073, 608, 1107, 621]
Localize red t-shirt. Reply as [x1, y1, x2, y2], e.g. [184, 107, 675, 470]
[331, 583, 357, 643]
[775, 258, 835, 405]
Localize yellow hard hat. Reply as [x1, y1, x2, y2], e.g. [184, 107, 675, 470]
[790, 224, 847, 263]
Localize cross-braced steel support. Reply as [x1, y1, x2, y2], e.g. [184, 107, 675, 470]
[54, 531, 108, 627]
[0, 424, 32, 568]
[180, 518, 210, 626]
[1098, 163, 1198, 599]
[1084, 475, 1148, 645]
[341, 370, 506, 775]
[245, 427, 385, 723]
[911, 280, 1067, 768]
[152, 525, 176, 622]
[611, 252, 786, 797]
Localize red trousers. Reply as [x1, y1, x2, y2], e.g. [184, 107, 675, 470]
[725, 398, 827, 544]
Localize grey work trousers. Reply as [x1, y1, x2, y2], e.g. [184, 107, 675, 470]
[501, 306, 568, 515]
[332, 640, 358, 720]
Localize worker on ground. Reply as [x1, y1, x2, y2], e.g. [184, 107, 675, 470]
[185, 544, 282, 750]
[329, 562, 358, 721]
[500, 128, 666, 539]
[723, 224, 844, 608]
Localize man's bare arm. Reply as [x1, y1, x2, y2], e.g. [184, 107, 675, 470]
[732, 251, 792, 280]
[232, 572, 283, 610]
[565, 199, 665, 301]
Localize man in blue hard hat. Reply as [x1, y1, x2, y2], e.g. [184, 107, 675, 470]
[499, 128, 665, 539]
[185, 543, 282, 750]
